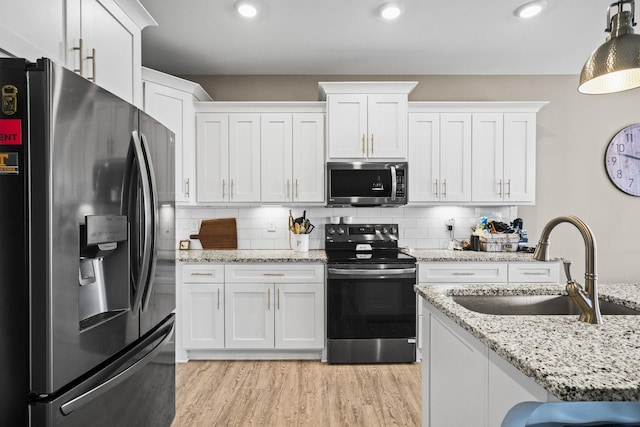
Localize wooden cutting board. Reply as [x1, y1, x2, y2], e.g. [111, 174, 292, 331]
[190, 218, 237, 250]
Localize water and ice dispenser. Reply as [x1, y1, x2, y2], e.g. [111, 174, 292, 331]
[78, 215, 129, 330]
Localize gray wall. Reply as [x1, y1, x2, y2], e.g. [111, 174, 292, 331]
[184, 74, 640, 284]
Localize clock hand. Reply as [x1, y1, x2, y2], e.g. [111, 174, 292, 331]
[619, 152, 640, 161]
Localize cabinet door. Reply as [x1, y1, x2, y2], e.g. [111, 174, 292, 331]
[367, 94, 408, 159]
[292, 113, 325, 202]
[504, 113, 536, 203]
[225, 283, 274, 349]
[274, 283, 324, 349]
[77, 0, 136, 103]
[229, 114, 261, 202]
[143, 81, 196, 204]
[408, 113, 440, 202]
[261, 114, 293, 203]
[427, 308, 488, 427]
[196, 113, 229, 202]
[439, 113, 472, 202]
[182, 284, 224, 349]
[327, 94, 368, 159]
[0, 0, 66, 63]
[472, 113, 505, 203]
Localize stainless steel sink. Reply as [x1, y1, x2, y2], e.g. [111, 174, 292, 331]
[451, 295, 640, 315]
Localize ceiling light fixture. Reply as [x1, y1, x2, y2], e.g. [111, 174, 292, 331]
[579, 0, 640, 94]
[378, 2, 405, 20]
[235, 1, 258, 18]
[514, 0, 547, 19]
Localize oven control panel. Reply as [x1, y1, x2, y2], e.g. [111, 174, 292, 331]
[325, 223, 398, 243]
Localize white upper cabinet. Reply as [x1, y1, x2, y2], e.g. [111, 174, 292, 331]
[261, 113, 325, 203]
[408, 112, 471, 203]
[408, 102, 546, 205]
[0, 0, 155, 106]
[142, 68, 212, 205]
[320, 82, 417, 160]
[472, 111, 539, 204]
[196, 112, 261, 204]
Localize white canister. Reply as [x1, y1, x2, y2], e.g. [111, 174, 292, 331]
[292, 233, 309, 252]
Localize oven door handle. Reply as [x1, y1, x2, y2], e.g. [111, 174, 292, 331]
[328, 267, 416, 276]
[390, 165, 397, 201]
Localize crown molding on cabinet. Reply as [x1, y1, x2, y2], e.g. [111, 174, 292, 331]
[408, 101, 548, 113]
[142, 67, 213, 101]
[318, 81, 418, 100]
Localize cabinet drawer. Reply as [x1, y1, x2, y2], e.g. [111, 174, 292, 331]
[508, 262, 560, 283]
[419, 262, 507, 284]
[182, 264, 225, 283]
[225, 264, 324, 283]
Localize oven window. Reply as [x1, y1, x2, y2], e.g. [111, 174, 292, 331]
[327, 277, 416, 339]
[330, 169, 393, 198]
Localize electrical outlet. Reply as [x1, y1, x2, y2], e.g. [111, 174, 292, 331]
[267, 220, 276, 232]
[190, 220, 199, 232]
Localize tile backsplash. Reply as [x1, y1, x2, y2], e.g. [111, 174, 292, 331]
[176, 205, 518, 250]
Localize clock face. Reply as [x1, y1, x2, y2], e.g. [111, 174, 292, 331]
[605, 124, 640, 196]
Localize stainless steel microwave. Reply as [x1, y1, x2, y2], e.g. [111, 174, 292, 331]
[326, 162, 408, 207]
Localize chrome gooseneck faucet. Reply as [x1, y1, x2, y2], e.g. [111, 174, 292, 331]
[533, 215, 602, 324]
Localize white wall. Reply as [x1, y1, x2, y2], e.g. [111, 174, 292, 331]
[183, 73, 640, 284]
[177, 206, 516, 250]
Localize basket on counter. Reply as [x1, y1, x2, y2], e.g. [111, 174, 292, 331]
[479, 233, 520, 252]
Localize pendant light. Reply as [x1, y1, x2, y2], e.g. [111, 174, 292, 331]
[579, 0, 640, 94]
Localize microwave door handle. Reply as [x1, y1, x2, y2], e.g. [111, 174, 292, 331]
[390, 165, 397, 200]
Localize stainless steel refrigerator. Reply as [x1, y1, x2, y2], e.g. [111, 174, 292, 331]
[0, 58, 176, 426]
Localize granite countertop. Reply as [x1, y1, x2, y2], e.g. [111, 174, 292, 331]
[415, 283, 640, 401]
[176, 249, 327, 263]
[177, 248, 541, 263]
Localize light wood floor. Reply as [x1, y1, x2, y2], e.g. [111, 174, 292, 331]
[173, 360, 421, 426]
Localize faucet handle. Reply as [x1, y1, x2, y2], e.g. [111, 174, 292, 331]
[563, 259, 574, 283]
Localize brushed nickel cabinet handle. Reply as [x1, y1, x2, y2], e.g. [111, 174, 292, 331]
[263, 273, 285, 277]
[295, 179, 299, 200]
[371, 134, 374, 154]
[222, 179, 226, 198]
[498, 179, 503, 197]
[217, 288, 221, 310]
[277, 288, 280, 310]
[361, 134, 365, 155]
[185, 178, 190, 198]
[73, 38, 83, 76]
[523, 272, 547, 276]
[287, 179, 290, 199]
[452, 272, 475, 276]
[434, 179, 439, 197]
[267, 288, 271, 310]
[442, 179, 447, 198]
[506, 179, 511, 198]
[191, 272, 213, 276]
[231, 179, 234, 199]
[87, 48, 96, 82]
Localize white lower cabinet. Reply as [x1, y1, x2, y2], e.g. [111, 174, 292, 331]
[422, 299, 554, 427]
[180, 262, 324, 359]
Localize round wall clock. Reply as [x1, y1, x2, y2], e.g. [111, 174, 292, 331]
[605, 124, 640, 196]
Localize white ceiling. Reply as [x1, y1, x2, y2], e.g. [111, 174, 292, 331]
[138, 0, 609, 76]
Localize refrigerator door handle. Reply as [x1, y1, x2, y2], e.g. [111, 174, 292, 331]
[123, 131, 156, 314]
[138, 132, 159, 312]
[59, 318, 175, 416]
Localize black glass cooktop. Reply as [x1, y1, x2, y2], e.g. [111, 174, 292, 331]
[325, 249, 415, 264]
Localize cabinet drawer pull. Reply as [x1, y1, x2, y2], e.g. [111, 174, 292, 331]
[498, 179, 503, 197]
[506, 178, 511, 198]
[277, 288, 280, 310]
[371, 133, 374, 154]
[230, 179, 234, 199]
[191, 272, 214, 276]
[263, 273, 285, 277]
[361, 134, 365, 154]
[217, 288, 221, 310]
[452, 272, 475, 276]
[442, 179, 447, 198]
[295, 179, 299, 200]
[523, 272, 547, 276]
[267, 288, 271, 310]
[222, 179, 226, 198]
[185, 178, 190, 198]
[434, 179, 439, 197]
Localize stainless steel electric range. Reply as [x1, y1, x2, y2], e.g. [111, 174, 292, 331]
[325, 223, 417, 364]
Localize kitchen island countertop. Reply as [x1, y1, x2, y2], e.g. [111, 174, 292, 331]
[415, 282, 640, 401]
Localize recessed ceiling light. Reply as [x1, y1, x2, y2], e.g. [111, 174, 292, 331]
[235, 1, 258, 18]
[514, 0, 547, 18]
[379, 2, 405, 20]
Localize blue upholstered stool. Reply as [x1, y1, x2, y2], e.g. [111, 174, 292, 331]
[501, 401, 640, 427]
